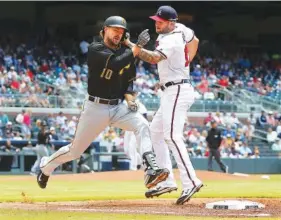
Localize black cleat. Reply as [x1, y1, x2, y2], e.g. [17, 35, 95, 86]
[176, 183, 203, 205]
[37, 170, 49, 189]
[144, 168, 169, 189]
[145, 186, 177, 198]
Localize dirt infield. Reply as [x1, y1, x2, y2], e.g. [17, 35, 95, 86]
[1, 198, 280, 218]
[1, 171, 280, 218]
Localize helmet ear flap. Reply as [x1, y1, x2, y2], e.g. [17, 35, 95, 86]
[120, 31, 127, 42]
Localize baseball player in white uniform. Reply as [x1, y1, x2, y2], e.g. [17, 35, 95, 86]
[126, 6, 203, 205]
[123, 96, 147, 170]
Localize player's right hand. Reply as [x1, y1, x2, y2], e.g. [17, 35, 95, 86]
[136, 29, 150, 48]
[127, 100, 139, 112]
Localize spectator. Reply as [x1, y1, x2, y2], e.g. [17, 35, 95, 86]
[56, 111, 67, 127]
[218, 75, 229, 88]
[49, 127, 59, 141]
[230, 113, 240, 129]
[68, 116, 77, 138]
[0, 139, 20, 152]
[274, 112, 281, 123]
[257, 110, 267, 128]
[272, 138, 281, 151]
[267, 111, 276, 127]
[276, 121, 281, 136]
[239, 141, 252, 158]
[191, 64, 202, 85]
[213, 112, 224, 125]
[222, 125, 236, 139]
[13, 131, 23, 140]
[241, 119, 255, 141]
[46, 113, 56, 127]
[266, 127, 277, 144]
[15, 109, 25, 125]
[57, 127, 70, 141]
[0, 111, 9, 128]
[22, 110, 32, 139]
[222, 133, 234, 148]
[204, 112, 213, 126]
[55, 72, 66, 86]
[250, 146, 260, 158]
[3, 121, 14, 139]
[79, 39, 89, 55]
[228, 143, 241, 158]
[247, 112, 256, 125]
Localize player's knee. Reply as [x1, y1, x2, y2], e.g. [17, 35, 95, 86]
[135, 120, 149, 134]
[60, 145, 81, 160]
[164, 134, 182, 144]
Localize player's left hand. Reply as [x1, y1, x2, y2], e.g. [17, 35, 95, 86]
[136, 29, 150, 48]
[127, 100, 139, 112]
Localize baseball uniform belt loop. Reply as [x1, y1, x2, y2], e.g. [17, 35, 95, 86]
[88, 96, 121, 105]
[160, 79, 190, 91]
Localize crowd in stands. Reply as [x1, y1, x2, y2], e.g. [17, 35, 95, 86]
[0, 34, 281, 109]
[190, 51, 281, 101]
[184, 110, 281, 158]
[1, 108, 281, 157]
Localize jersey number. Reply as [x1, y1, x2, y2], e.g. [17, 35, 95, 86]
[184, 45, 189, 67]
[100, 68, 113, 80]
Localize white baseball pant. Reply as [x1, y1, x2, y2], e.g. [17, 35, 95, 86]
[123, 131, 142, 170]
[150, 83, 202, 190]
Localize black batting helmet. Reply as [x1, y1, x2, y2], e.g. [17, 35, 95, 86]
[103, 16, 128, 31]
[101, 16, 128, 41]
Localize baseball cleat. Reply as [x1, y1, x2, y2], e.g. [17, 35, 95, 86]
[37, 170, 49, 189]
[176, 183, 204, 205]
[145, 186, 178, 198]
[144, 168, 170, 189]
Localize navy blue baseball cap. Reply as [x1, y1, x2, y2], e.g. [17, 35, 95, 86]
[150, 6, 178, 22]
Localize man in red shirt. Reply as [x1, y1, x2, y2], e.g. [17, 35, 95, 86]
[218, 75, 229, 87]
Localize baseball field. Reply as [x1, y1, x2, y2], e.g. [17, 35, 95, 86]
[0, 170, 280, 219]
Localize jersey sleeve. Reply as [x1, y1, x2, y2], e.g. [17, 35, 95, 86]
[183, 26, 195, 43]
[125, 82, 135, 95]
[155, 37, 175, 59]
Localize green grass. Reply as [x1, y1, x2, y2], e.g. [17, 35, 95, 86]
[0, 209, 279, 220]
[0, 175, 280, 202]
[0, 174, 280, 219]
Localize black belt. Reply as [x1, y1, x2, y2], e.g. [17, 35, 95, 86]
[88, 96, 121, 105]
[160, 79, 190, 91]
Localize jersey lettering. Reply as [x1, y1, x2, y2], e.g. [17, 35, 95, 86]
[119, 63, 131, 75]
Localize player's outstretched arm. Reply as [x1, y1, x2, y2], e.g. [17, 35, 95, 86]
[125, 42, 165, 64]
[137, 48, 166, 64]
[186, 35, 199, 62]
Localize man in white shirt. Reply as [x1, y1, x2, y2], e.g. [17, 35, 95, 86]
[56, 112, 67, 127]
[267, 127, 277, 144]
[55, 72, 66, 86]
[126, 5, 202, 205]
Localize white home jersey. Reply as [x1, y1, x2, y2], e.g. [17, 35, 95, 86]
[156, 23, 194, 84]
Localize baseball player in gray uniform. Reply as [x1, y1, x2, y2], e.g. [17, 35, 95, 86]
[36, 16, 169, 191]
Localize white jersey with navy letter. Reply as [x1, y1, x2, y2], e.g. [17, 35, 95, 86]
[155, 23, 194, 84]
